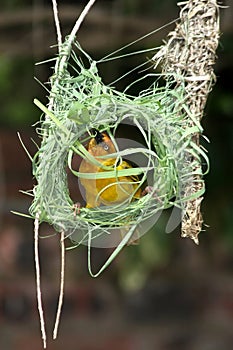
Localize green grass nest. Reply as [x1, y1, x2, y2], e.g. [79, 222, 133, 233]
[30, 42, 207, 253]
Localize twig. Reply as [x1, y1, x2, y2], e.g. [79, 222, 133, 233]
[48, 0, 96, 114]
[33, 0, 97, 346]
[53, 231, 65, 340]
[53, 0, 96, 80]
[52, 0, 62, 51]
[69, 0, 96, 45]
[34, 212, 47, 349]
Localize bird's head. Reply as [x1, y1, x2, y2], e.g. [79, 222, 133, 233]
[87, 129, 116, 157]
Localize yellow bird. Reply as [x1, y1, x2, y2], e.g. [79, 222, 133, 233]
[79, 129, 142, 208]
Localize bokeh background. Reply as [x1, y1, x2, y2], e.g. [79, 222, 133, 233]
[0, 1, 233, 349]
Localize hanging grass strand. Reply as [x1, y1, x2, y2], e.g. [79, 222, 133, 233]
[34, 212, 47, 349]
[53, 231, 65, 340]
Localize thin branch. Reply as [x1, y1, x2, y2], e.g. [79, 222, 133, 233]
[52, 0, 62, 51]
[48, 0, 96, 112]
[53, 231, 65, 340]
[34, 212, 47, 349]
[33, 0, 96, 345]
[69, 0, 96, 44]
[54, 0, 96, 78]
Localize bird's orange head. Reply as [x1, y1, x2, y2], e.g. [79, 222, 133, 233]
[87, 129, 116, 157]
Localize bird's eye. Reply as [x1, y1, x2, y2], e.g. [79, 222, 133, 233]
[103, 143, 109, 151]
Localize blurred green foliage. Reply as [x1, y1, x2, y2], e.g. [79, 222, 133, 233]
[1, 0, 31, 10]
[0, 57, 38, 127]
[120, 0, 177, 16]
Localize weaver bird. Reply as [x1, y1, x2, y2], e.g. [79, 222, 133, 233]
[79, 129, 142, 208]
